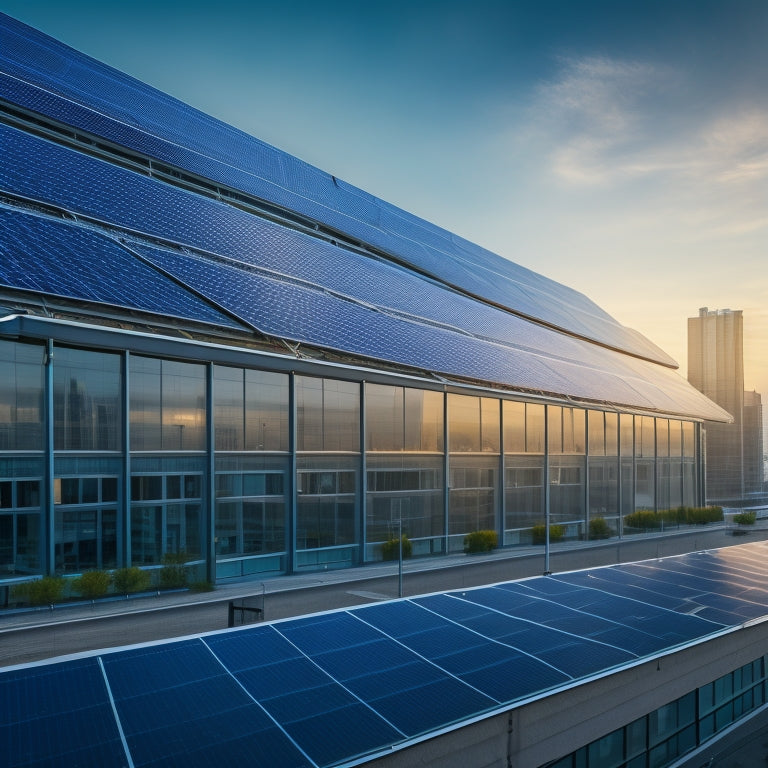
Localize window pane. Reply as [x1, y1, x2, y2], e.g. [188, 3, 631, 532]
[130, 356, 162, 450]
[161, 360, 206, 451]
[245, 369, 289, 452]
[214, 365, 244, 451]
[0, 341, 44, 451]
[503, 401, 526, 453]
[54, 347, 121, 451]
[297, 377, 359, 452]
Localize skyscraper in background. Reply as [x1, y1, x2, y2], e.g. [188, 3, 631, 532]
[743, 390, 764, 495]
[688, 307, 764, 502]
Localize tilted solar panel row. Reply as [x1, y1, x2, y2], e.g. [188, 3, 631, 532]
[8, 542, 768, 768]
[0, 206, 243, 330]
[0, 123, 728, 419]
[0, 12, 675, 367]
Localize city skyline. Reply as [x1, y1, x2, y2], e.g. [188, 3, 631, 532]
[3, 1, 766, 400]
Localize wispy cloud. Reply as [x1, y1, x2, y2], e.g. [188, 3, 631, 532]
[530, 55, 768, 199]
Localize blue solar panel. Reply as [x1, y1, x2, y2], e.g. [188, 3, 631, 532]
[0, 658, 126, 768]
[101, 640, 311, 768]
[5, 543, 768, 767]
[0, 207, 240, 328]
[205, 627, 405, 765]
[0, 12, 683, 367]
[0, 123, 729, 420]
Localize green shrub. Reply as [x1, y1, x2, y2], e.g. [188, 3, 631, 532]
[464, 530, 498, 554]
[588, 517, 611, 540]
[12, 576, 66, 606]
[734, 511, 756, 525]
[531, 524, 564, 545]
[685, 506, 723, 525]
[190, 580, 216, 593]
[113, 566, 152, 595]
[159, 552, 189, 589]
[71, 570, 111, 600]
[624, 510, 661, 530]
[381, 535, 412, 561]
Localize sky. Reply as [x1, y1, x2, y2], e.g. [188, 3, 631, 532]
[2, 0, 767, 402]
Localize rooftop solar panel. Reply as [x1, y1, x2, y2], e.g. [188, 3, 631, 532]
[0, 12, 680, 367]
[0, 206, 242, 329]
[6, 543, 768, 767]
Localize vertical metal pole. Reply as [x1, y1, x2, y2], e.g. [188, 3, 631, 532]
[398, 509, 403, 598]
[205, 363, 215, 585]
[288, 372, 297, 574]
[543, 405, 551, 575]
[44, 339, 55, 576]
[123, 351, 131, 568]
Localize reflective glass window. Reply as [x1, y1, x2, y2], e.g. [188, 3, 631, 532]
[215, 366, 290, 452]
[54, 347, 121, 451]
[0, 341, 44, 451]
[620, 413, 634, 458]
[449, 394, 499, 453]
[130, 357, 206, 451]
[296, 377, 359, 452]
[636, 416, 655, 458]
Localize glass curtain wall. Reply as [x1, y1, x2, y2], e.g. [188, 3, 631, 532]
[619, 413, 635, 525]
[548, 406, 586, 539]
[0, 340, 44, 576]
[588, 410, 619, 537]
[448, 394, 500, 552]
[129, 357, 206, 569]
[682, 421, 697, 506]
[503, 401, 545, 545]
[295, 377, 360, 569]
[635, 415, 656, 511]
[213, 366, 290, 578]
[365, 383, 445, 559]
[53, 347, 121, 572]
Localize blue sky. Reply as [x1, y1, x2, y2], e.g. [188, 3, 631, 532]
[3, 0, 767, 400]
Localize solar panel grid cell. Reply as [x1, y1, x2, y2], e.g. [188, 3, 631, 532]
[0, 659, 125, 767]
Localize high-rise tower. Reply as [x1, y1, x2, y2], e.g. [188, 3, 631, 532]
[687, 307, 755, 501]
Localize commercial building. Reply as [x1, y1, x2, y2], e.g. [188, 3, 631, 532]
[0, 13, 729, 590]
[687, 307, 764, 502]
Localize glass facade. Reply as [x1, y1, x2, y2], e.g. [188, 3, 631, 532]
[547, 656, 767, 768]
[365, 384, 445, 558]
[0, 339, 706, 584]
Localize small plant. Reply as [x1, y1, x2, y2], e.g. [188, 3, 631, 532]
[624, 510, 660, 531]
[381, 535, 412, 561]
[464, 530, 498, 554]
[113, 566, 152, 595]
[734, 511, 756, 525]
[532, 524, 564, 545]
[71, 570, 111, 600]
[588, 517, 611, 540]
[159, 551, 189, 589]
[12, 576, 66, 606]
[190, 580, 216, 593]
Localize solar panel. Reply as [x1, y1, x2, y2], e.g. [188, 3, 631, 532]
[0, 120, 729, 420]
[0, 12, 681, 367]
[0, 206, 241, 328]
[5, 543, 768, 767]
[0, 658, 126, 768]
[101, 639, 312, 768]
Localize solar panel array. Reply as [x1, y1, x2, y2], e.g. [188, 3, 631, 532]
[0, 119, 728, 420]
[0, 11, 675, 367]
[5, 542, 768, 767]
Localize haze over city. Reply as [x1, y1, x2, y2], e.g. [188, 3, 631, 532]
[5, 0, 766, 401]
